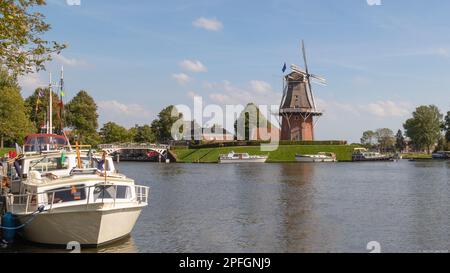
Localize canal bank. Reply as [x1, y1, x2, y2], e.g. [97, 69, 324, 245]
[171, 145, 361, 163]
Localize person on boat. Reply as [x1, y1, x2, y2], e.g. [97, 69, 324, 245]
[96, 151, 108, 171]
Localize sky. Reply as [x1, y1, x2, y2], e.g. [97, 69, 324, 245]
[19, 0, 450, 143]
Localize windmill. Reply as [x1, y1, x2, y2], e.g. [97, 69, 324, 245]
[279, 40, 326, 141]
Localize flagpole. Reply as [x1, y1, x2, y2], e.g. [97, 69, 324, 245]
[49, 73, 53, 135]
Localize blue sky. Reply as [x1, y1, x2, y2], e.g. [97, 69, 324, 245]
[19, 0, 450, 142]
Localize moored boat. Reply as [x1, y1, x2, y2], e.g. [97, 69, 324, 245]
[431, 151, 450, 160]
[352, 148, 393, 162]
[219, 151, 268, 164]
[1, 134, 149, 246]
[295, 152, 337, 163]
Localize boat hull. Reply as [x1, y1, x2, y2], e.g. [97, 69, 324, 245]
[352, 156, 393, 162]
[295, 156, 336, 163]
[219, 158, 267, 164]
[17, 206, 144, 246]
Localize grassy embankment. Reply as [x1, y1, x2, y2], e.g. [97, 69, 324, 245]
[402, 153, 432, 159]
[172, 145, 360, 163]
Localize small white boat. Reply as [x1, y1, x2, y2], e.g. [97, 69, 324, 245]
[1, 134, 149, 247]
[295, 152, 337, 163]
[352, 148, 393, 162]
[219, 151, 268, 164]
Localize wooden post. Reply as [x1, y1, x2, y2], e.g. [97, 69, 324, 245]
[76, 141, 81, 168]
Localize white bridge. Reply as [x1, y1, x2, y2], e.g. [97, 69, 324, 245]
[98, 143, 171, 157]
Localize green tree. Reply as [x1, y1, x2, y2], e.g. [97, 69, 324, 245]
[65, 90, 99, 144]
[445, 112, 450, 146]
[395, 129, 406, 153]
[0, 71, 34, 147]
[134, 124, 156, 143]
[24, 87, 61, 132]
[375, 128, 395, 153]
[151, 105, 182, 143]
[128, 126, 137, 141]
[404, 105, 443, 154]
[234, 103, 272, 141]
[360, 130, 376, 148]
[100, 122, 131, 143]
[0, 0, 66, 75]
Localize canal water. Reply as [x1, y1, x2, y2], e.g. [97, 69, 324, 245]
[2, 160, 449, 253]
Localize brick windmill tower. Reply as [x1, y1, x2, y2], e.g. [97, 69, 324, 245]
[279, 40, 326, 141]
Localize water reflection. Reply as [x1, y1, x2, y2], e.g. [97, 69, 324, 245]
[1, 237, 138, 253]
[2, 161, 449, 253]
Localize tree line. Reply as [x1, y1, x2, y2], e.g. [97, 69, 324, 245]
[0, 69, 182, 147]
[361, 105, 450, 154]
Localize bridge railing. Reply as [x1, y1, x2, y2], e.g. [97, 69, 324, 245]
[98, 143, 171, 150]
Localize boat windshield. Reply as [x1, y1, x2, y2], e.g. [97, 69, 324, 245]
[24, 134, 68, 153]
[29, 156, 69, 174]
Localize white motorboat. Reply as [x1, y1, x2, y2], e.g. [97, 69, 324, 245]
[1, 134, 149, 246]
[352, 148, 393, 162]
[295, 152, 337, 163]
[219, 151, 268, 164]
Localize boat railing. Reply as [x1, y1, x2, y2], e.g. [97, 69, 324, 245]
[6, 184, 150, 215]
[22, 144, 93, 156]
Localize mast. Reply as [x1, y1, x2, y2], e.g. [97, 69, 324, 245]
[59, 66, 65, 134]
[49, 73, 53, 135]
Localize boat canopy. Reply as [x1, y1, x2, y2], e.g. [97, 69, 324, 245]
[24, 134, 69, 153]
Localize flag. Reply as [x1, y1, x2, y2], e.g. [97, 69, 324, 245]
[282, 63, 287, 73]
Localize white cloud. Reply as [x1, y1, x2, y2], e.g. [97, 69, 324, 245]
[193, 17, 223, 31]
[172, 73, 192, 85]
[179, 59, 208, 73]
[208, 80, 281, 106]
[314, 98, 413, 143]
[249, 80, 272, 94]
[98, 100, 154, 127]
[317, 99, 411, 118]
[53, 54, 88, 67]
[364, 100, 411, 118]
[391, 47, 450, 59]
[18, 73, 46, 95]
[187, 91, 201, 99]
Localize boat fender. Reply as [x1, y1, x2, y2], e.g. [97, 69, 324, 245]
[1, 213, 15, 243]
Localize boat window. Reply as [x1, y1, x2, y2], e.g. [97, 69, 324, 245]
[93, 185, 131, 201]
[47, 184, 86, 204]
[29, 157, 69, 173]
[81, 157, 111, 171]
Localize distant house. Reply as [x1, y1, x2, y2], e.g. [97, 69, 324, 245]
[182, 121, 234, 142]
[202, 127, 235, 142]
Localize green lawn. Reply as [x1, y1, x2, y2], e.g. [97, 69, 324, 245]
[402, 153, 432, 159]
[172, 145, 360, 163]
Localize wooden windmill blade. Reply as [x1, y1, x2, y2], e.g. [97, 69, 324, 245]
[279, 77, 289, 110]
[301, 40, 317, 111]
